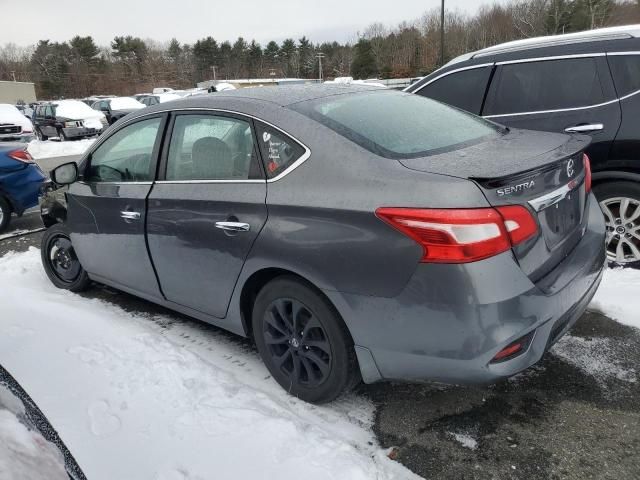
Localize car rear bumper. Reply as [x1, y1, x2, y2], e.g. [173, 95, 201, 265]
[0, 132, 34, 141]
[325, 193, 606, 384]
[1, 164, 47, 213]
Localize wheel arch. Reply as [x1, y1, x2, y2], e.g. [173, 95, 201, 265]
[592, 170, 640, 186]
[238, 267, 353, 345]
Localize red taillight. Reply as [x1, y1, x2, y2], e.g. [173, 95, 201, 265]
[583, 153, 592, 193]
[8, 149, 34, 164]
[376, 206, 538, 264]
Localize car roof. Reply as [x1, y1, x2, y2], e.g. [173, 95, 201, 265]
[190, 84, 383, 107]
[444, 24, 640, 68]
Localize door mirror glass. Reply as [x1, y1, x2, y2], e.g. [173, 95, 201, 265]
[51, 162, 79, 185]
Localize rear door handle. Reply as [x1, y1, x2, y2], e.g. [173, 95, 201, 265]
[120, 211, 141, 221]
[215, 221, 250, 232]
[564, 123, 604, 134]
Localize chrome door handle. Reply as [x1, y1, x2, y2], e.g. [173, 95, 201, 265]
[120, 211, 141, 220]
[564, 123, 604, 134]
[215, 221, 250, 232]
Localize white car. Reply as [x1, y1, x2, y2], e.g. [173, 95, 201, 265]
[138, 93, 182, 107]
[0, 104, 34, 141]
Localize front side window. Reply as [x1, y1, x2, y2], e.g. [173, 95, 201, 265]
[416, 66, 492, 114]
[608, 55, 640, 97]
[485, 57, 605, 115]
[166, 114, 261, 181]
[86, 117, 161, 182]
[255, 123, 306, 179]
[291, 90, 499, 159]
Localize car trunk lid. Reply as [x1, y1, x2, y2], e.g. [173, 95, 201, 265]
[399, 129, 591, 280]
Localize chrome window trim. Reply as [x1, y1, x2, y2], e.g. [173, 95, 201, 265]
[483, 97, 621, 119]
[495, 52, 605, 65]
[78, 181, 153, 186]
[607, 51, 640, 56]
[154, 179, 265, 185]
[81, 107, 312, 185]
[409, 63, 494, 94]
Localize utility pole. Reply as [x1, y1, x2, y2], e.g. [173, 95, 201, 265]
[440, 0, 445, 67]
[10, 71, 16, 82]
[316, 52, 325, 81]
[210, 65, 217, 82]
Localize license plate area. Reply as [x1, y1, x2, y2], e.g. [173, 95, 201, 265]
[537, 186, 585, 249]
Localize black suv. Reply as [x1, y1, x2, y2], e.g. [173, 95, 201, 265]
[406, 25, 640, 266]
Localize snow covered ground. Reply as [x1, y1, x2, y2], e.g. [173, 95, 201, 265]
[590, 267, 640, 330]
[27, 138, 95, 160]
[0, 249, 418, 480]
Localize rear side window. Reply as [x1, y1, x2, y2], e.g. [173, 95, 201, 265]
[255, 123, 306, 179]
[166, 114, 261, 181]
[485, 58, 605, 115]
[416, 66, 492, 114]
[291, 90, 499, 159]
[608, 55, 640, 97]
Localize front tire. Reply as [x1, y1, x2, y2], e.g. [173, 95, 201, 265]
[41, 224, 91, 292]
[594, 181, 640, 267]
[252, 276, 359, 404]
[36, 127, 48, 141]
[57, 128, 66, 142]
[0, 197, 11, 233]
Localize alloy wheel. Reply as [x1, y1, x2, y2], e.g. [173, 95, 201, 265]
[262, 298, 332, 388]
[600, 196, 640, 264]
[47, 234, 81, 283]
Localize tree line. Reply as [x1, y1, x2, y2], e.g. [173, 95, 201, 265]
[0, 0, 638, 100]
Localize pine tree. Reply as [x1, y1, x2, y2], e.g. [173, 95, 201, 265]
[351, 38, 377, 79]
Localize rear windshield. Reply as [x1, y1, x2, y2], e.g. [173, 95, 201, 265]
[290, 90, 500, 159]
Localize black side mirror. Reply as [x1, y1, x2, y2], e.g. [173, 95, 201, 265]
[51, 162, 79, 185]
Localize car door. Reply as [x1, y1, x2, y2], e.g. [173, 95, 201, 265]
[482, 55, 621, 169]
[146, 111, 267, 318]
[606, 52, 640, 172]
[43, 105, 57, 137]
[66, 114, 167, 299]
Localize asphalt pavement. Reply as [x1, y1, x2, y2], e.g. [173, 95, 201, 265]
[1, 154, 638, 480]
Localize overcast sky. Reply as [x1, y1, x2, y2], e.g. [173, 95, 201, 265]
[3, 0, 506, 47]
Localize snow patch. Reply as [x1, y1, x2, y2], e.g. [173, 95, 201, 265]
[449, 432, 478, 450]
[552, 335, 636, 385]
[28, 138, 95, 159]
[0, 249, 418, 480]
[590, 267, 640, 330]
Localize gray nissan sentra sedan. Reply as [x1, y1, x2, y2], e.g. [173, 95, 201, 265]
[40, 85, 606, 403]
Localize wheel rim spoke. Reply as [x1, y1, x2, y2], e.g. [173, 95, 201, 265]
[299, 349, 330, 377]
[620, 198, 630, 221]
[262, 297, 332, 388]
[600, 202, 615, 226]
[624, 238, 640, 261]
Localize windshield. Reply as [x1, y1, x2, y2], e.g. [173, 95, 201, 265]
[111, 97, 144, 110]
[54, 100, 99, 119]
[291, 90, 500, 159]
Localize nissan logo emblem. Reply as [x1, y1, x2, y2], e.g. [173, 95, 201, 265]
[566, 158, 575, 178]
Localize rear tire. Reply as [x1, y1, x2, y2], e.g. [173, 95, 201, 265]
[0, 197, 11, 233]
[594, 180, 640, 268]
[41, 224, 91, 292]
[252, 276, 359, 404]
